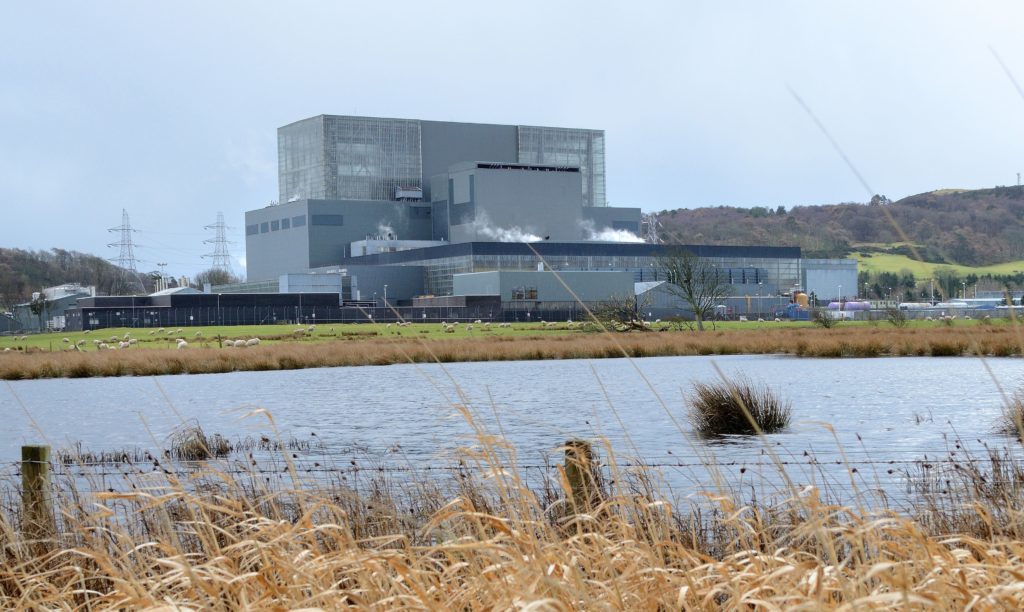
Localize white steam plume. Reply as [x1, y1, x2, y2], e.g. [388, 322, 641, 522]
[377, 222, 396, 240]
[470, 212, 542, 242]
[580, 219, 645, 243]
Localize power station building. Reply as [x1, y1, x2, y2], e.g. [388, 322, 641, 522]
[234, 113, 853, 321]
[245, 115, 641, 281]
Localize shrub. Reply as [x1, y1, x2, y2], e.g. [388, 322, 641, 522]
[886, 307, 908, 328]
[688, 377, 792, 436]
[811, 309, 837, 328]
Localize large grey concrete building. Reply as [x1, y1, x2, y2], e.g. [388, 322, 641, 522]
[247, 115, 640, 281]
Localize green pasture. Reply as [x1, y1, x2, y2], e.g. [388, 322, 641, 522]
[2, 316, 1015, 352]
[852, 252, 1024, 278]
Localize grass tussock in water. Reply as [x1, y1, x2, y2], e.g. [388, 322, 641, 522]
[998, 391, 1024, 436]
[5, 433, 1024, 608]
[689, 377, 792, 435]
[0, 324, 1021, 379]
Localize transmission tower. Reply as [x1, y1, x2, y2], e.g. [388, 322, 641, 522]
[202, 211, 233, 271]
[107, 209, 147, 295]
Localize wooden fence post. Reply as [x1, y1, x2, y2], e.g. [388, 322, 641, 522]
[22, 445, 55, 550]
[564, 439, 598, 514]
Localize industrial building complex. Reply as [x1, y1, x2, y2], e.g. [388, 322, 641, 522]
[14, 113, 860, 332]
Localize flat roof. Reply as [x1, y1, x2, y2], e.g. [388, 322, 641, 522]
[339, 242, 801, 266]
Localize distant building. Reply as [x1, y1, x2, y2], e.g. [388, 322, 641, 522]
[246, 114, 641, 281]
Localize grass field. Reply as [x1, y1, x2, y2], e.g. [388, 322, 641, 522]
[853, 251, 1024, 277]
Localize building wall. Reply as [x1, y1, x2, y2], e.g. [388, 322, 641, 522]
[802, 259, 858, 301]
[245, 201, 312, 281]
[454, 271, 633, 302]
[337, 265, 425, 302]
[447, 165, 584, 243]
[419, 121, 517, 200]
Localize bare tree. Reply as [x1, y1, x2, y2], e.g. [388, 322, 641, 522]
[657, 248, 732, 331]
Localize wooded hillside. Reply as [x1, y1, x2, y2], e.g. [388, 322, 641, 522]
[655, 187, 1024, 265]
[0, 248, 151, 309]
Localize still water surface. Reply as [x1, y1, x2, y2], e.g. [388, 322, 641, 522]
[2, 355, 1022, 500]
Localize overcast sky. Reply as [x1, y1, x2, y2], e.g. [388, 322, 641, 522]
[3, 1, 1024, 278]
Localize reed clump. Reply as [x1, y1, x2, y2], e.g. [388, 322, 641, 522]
[167, 424, 231, 460]
[997, 391, 1024, 436]
[688, 377, 792, 435]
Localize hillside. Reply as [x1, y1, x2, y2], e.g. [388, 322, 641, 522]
[654, 186, 1024, 266]
[0, 248, 153, 309]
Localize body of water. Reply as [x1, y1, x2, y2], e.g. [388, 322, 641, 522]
[2, 355, 1021, 502]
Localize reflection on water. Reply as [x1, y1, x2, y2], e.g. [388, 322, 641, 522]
[2, 355, 1022, 501]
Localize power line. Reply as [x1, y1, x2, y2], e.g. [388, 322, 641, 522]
[106, 209, 147, 295]
[202, 211, 233, 272]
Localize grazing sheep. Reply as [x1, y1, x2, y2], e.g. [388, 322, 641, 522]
[386, 323, 392, 328]
[175, 328, 183, 333]
[148, 330, 156, 335]
[964, 315, 972, 320]
[308, 324, 316, 331]
[925, 316, 933, 321]
[245, 338, 260, 347]
[233, 339, 247, 347]
[757, 318, 765, 322]
[474, 319, 482, 324]
[118, 341, 129, 349]
[123, 333, 131, 340]
[93, 339, 101, 345]
[330, 327, 335, 332]
[62, 337, 70, 343]
[128, 338, 137, 345]
[466, 324, 474, 331]
[98, 343, 109, 350]
[444, 326, 455, 333]
[194, 331, 202, 337]
[176, 340, 188, 349]
[83, 330, 91, 335]
[158, 327, 165, 333]
[483, 322, 491, 327]
[774, 317, 782, 322]
[76, 339, 85, 346]
[109, 336, 119, 343]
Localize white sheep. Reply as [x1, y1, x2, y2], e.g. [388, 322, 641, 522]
[176, 340, 188, 349]
[109, 336, 119, 343]
[474, 319, 482, 324]
[118, 341, 129, 349]
[466, 324, 474, 331]
[245, 338, 260, 347]
[83, 330, 91, 335]
[386, 323, 392, 328]
[233, 339, 247, 347]
[98, 342, 109, 350]
[194, 331, 202, 337]
[128, 338, 138, 345]
[294, 328, 306, 334]
[93, 339, 101, 345]
[757, 318, 765, 322]
[2, 347, 10, 352]
[148, 330, 156, 335]
[175, 328, 183, 333]
[158, 327, 165, 333]
[308, 324, 316, 331]
[62, 337, 70, 343]
[444, 326, 455, 333]
[76, 339, 85, 346]
[123, 333, 131, 340]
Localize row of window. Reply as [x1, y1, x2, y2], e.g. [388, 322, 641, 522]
[246, 215, 308, 236]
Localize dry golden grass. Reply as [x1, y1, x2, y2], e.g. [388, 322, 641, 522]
[4, 435, 1024, 609]
[1, 324, 1022, 380]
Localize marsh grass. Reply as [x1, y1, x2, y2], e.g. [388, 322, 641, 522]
[167, 423, 231, 460]
[4, 430, 1024, 608]
[1, 325, 1021, 380]
[688, 376, 792, 435]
